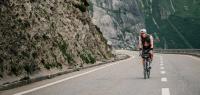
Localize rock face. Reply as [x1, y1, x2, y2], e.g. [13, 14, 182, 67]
[139, 0, 200, 49]
[0, 0, 112, 77]
[88, 0, 144, 49]
[89, 0, 200, 49]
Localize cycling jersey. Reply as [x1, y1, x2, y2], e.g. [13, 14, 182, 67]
[139, 34, 154, 49]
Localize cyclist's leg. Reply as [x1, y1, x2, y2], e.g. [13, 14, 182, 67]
[140, 57, 145, 64]
[141, 49, 145, 64]
[149, 50, 153, 61]
[148, 49, 153, 69]
[142, 58, 145, 65]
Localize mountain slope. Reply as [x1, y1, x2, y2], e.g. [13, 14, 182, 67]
[139, 0, 200, 49]
[0, 0, 112, 77]
[89, 0, 144, 49]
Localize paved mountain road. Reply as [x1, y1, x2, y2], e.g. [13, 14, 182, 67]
[1, 50, 200, 95]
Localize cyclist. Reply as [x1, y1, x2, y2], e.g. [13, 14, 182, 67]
[138, 29, 154, 68]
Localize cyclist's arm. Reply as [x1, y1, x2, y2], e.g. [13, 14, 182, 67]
[150, 35, 154, 49]
[138, 36, 142, 49]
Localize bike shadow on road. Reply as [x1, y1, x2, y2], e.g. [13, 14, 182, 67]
[133, 76, 159, 80]
[135, 77, 145, 80]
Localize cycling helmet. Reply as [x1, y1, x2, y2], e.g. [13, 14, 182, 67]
[140, 29, 147, 33]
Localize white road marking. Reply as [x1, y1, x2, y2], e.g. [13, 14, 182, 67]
[160, 67, 165, 70]
[161, 77, 167, 82]
[160, 56, 164, 64]
[162, 88, 170, 95]
[161, 71, 166, 74]
[13, 59, 125, 95]
[160, 55, 170, 95]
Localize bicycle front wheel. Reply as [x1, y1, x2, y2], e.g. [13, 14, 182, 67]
[147, 62, 151, 78]
[143, 60, 147, 79]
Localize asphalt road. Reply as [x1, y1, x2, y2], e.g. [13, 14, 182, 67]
[1, 50, 200, 95]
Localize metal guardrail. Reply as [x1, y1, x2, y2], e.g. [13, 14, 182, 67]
[154, 49, 200, 57]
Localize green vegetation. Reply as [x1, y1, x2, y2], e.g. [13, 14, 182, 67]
[73, 3, 87, 12]
[80, 50, 96, 64]
[43, 62, 62, 70]
[10, 62, 23, 76]
[0, 0, 112, 78]
[57, 39, 74, 65]
[139, 0, 200, 49]
[24, 62, 39, 75]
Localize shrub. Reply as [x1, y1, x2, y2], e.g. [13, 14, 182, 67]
[10, 63, 23, 76]
[58, 40, 74, 65]
[23, 62, 39, 75]
[73, 3, 87, 12]
[80, 50, 96, 64]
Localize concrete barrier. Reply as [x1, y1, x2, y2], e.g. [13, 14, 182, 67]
[154, 49, 200, 57]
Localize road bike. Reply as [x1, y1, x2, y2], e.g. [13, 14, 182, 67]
[141, 49, 151, 79]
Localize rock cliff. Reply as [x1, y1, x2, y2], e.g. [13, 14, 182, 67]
[89, 0, 144, 49]
[0, 0, 112, 77]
